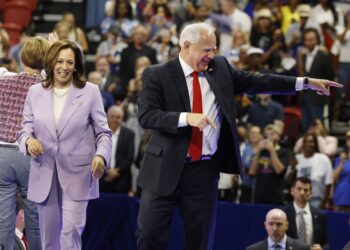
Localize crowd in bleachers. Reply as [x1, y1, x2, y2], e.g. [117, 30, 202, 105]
[1, 0, 350, 214]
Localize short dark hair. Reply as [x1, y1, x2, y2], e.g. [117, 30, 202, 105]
[303, 27, 321, 44]
[292, 176, 312, 189]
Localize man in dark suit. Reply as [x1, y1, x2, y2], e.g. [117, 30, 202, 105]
[246, 208, 309, 250]
[100, 105, 135, 194]
[136, 22, 341, 250]
[299, 27, 334, 131]
[283, 177, 328, 250]
[119, 24, 157, 89]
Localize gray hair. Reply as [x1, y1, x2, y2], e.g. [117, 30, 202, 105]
[179, 22, 215, 48]
[107, 105, 124, 117]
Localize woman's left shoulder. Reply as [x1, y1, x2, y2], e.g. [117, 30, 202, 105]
[83, 82, 99, 91]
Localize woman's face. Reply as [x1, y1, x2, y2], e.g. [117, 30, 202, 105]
[53, 48, 75, 87]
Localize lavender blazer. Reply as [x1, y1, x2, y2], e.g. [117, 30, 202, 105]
[19, 82, 112, 203]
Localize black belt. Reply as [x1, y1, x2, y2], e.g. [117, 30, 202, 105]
[0, 144, 18, 149]
[185, 155, 213, 164]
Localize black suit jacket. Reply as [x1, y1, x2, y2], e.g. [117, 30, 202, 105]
[138, 55, 296, 196]
[246, 236, 309, 250]
[100, 126, 135, 193]
[283, 203, 328, 248]
[303, 49, 334, 105]
[119, 43, 158, 88]
[14, 235, 25, 250]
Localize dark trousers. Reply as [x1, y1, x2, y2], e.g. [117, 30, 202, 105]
[136, 159, 219, 250]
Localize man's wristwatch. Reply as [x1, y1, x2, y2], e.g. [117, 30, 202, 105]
[303, 77, 310, 90]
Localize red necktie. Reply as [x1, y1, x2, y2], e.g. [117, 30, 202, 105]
[22, 234, 28, 250]
[189, 72, 203, 161]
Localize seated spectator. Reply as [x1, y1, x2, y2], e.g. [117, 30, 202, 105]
[246, 208, 309, 250]
[249, 124, 290, 205]
[100, 106, 135, 194]
[333, 130, 350, 212]
[240, 125, 263, 203]
[288, 133, 333, 209]
[294, 118, 338, 157]
[96, 25, 128, 75]
[247, 94, 284, 133]
[88, 71, 115, 112]
[283, 177, 329, 250]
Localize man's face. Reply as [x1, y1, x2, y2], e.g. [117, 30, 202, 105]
[304, 31, 318, 51]
[184, 32, 216, 72]
[96, 58, 109, 76]
[291, 180, 312, 205]
[264, 213, 288, 243]
[108, 110, 123, 128]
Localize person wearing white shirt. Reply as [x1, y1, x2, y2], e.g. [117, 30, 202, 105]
[283, 177, 329, 250]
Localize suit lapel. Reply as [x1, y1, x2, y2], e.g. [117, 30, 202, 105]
[204, 60, 224, 108]
[57, 84, 82, 136]
[170, 58, 191, 112]
[40, 87, 57, 140]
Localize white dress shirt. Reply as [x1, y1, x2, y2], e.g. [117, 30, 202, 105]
[177, 55, 306, 156]
[110, 127, 120, 168]
[305, 46, 319, 73]
[268, 234, 287, 249]
[293, 202, 313, 245]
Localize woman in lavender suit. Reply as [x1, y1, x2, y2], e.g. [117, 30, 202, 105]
[19, 40, 112, 250]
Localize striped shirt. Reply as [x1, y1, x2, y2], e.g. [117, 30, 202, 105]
[0, 73, 41, 143]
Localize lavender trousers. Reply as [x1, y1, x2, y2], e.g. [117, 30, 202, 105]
[37, 167, 88, 250]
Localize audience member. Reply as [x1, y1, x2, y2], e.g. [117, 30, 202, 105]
[249, 124, 290, 205]
[113, 0, 140, 42]
[0, 36, 50, 250]
[288, 133, 333, 209]
[119, 25, 157, 89]
[88, 70, 115, 112]
[240, 125, 263, 203]
[96, 25, 128, 76]
[333, 130, 350, 212]
[283, 177, 329, 249]
[246, 208, 309, 250]
[7, 27, 35, 73]
[210, 0, 252, 54]
[245, 47, 267, 73]
[294, 118, 338, 157]
[247, 94, 284, 132]
[298, 28, 334, 132]
[278, 0, 301, 34]
[95, 55, 124, 102]
[100, 106, 135, 194]
[250, 8, 274, 52]
[150, 28, 177, 64]
[62, 11, 89, 52]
